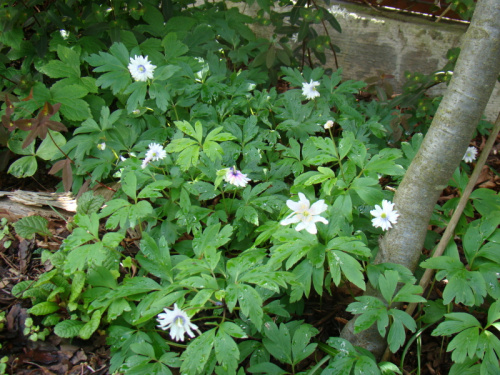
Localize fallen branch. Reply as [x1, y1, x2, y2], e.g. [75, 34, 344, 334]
[0, 190, 77, 222]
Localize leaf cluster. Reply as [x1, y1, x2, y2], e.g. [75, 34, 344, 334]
[3, 0, 497, 374]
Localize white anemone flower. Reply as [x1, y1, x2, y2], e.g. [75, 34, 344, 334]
[146, 143, 166, 161]
[302, 80, 321, 100]
[97, 142, 106, 150]
[280, 193, 328, 234]
[59, 29, 69, 40]
[142, 142, 166, 169]
[128, 55, 156, 82]
[224, 167, 251, 187]
[157, 303, 199, 342]
[370, 200, 399, 231]
[462, 146, 477, 163]
[324, 120, 334, 129]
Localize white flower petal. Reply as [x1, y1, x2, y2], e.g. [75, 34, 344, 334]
[142, 143, 166, 168]
[462, 146, 477, 163]
[370, 205, 383, 217]
[370, 200, 398, 231]
[313, 216, 329, 225]
[280, 192, 328, 234]
[381, 200, 394, 211]
[224, 167, 251, 187]
[280, 214, 302, 225]
[128, 55, 156, 82]
[146, 143, 166, 161]
[295, 221, 311, 233]
[309, 200, 328, 215]
[302, 80, 321, 100]
[287, 193, 311, 213]
[156, 303, 199, 342]
[287, 200, 306, 212]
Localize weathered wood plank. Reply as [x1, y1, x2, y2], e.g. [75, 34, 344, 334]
[0, 190, 76, 222]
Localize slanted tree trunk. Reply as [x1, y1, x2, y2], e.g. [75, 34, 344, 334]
[341, 0, 500, 357]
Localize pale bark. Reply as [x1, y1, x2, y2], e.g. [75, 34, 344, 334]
[341, 0, 500, 357]
[0, 190, 77, 221]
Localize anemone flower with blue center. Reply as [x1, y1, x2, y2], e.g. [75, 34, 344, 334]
[128, 55, 156, 82]
[224, 166, 251, 187]
[157, 303, 199, 342]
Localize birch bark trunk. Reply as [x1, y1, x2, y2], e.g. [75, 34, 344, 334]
[340, 0, 500, 357]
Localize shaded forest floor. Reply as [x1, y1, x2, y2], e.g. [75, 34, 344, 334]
[1, 129, 499, 375]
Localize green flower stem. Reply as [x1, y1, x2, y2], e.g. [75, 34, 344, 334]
[173, 104, 180, 121]
[399, 323, 432, 373]
[229, 190, 237, 214]
[0, 73, 18, 85]
[160, 339, 187, 349]
[327, 127, 345, 182]
[137, 220, 143, 237]
[220, 190, 229, 217]
[307, 354, 331, 375]
[110, 147, 119, 162]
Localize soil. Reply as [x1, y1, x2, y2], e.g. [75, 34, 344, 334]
[0, 132, 499, 375]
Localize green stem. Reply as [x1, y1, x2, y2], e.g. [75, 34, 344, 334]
[307, 355, 330, 375]
[0, 74, 18, 85]
[328, 127, 345, 182]
[156, 337, 187, 348]
[309, 0, 339, 69]
[221, 190, 229, 217]
[137, 220, 143, 237]
[399, 323, 433, 373]
[228, 189, 237, 214]
[173, 104, 180, 121]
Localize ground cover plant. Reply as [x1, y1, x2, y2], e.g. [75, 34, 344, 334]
[1, 0, 499, 374]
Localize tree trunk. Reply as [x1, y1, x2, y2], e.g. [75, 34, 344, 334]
[340, 0, 500, 358]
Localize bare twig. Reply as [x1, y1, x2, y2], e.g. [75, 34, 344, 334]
[411, 109, 500, 314]
[309, 0, 339, 69]
[436, 3, 452, 22]
[381, 109, 500, 362]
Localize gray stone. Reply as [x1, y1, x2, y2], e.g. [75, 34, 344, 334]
[237, 0, 499, 122]
[322, 1, 499, 122]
